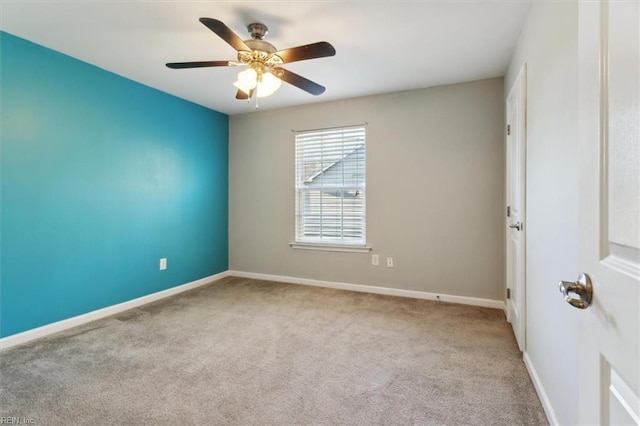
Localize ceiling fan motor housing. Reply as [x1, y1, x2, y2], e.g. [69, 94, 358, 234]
[238, 38, 283, 77]
[242, 23, 278, 67]
[244, 39, 277, 54]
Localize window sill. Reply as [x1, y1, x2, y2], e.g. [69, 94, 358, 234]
[289, 242, 372, 253]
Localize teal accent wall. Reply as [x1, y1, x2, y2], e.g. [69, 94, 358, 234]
[0, 32, 229, 338]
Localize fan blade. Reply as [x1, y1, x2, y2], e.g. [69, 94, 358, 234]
[235, 89, 255, 100]
[166, 60, 233, 69]
[199, 18, 251, 52]
[276, 68, 326, 95]
[274, 42, 336, 64]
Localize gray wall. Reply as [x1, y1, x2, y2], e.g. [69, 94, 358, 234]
[229, 78, 505, 301]
[505, 2, 579, 424]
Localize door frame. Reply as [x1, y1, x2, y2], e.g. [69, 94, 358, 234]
[505, 64, 527, 351]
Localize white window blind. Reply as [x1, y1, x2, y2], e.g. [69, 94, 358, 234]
[295, 125, 366, 246]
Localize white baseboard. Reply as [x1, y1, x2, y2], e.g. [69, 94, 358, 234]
[1, 270, 504, 351]
[524, 351, 557, 425]
[228, 270, 505, 310]
[0, 271, 230, 351]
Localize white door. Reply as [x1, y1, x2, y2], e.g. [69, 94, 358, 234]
[574, 1, 640, 424]
[506, 65, 526, 351]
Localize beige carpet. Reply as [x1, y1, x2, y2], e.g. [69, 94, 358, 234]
[0, 276, 547, 425]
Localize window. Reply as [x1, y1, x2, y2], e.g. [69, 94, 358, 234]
[294, 125, 366, 248]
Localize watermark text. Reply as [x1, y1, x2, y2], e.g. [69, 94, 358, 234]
[1, 417, 36, 425]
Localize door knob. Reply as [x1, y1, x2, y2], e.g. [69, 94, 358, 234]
[558, 273, 593, 309]
[509, 222, 522, 231]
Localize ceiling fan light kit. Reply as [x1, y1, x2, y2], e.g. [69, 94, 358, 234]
[166, 18, 336, 108]
[233, 68, 281, 98]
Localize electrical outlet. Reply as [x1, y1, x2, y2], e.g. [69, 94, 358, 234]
[386, 257, 394, 268]
[372, 254, 379, 266]
[159, 258, 167, 271]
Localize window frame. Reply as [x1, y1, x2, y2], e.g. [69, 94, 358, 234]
[292, 125, 370, 252]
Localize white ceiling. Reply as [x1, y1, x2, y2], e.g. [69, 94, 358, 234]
[0, 1, 531, 116]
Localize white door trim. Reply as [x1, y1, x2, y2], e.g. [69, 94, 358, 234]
[505, 63, 527, 351]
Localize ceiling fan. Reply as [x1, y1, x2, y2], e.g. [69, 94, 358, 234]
[166, 18, 336, 102]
